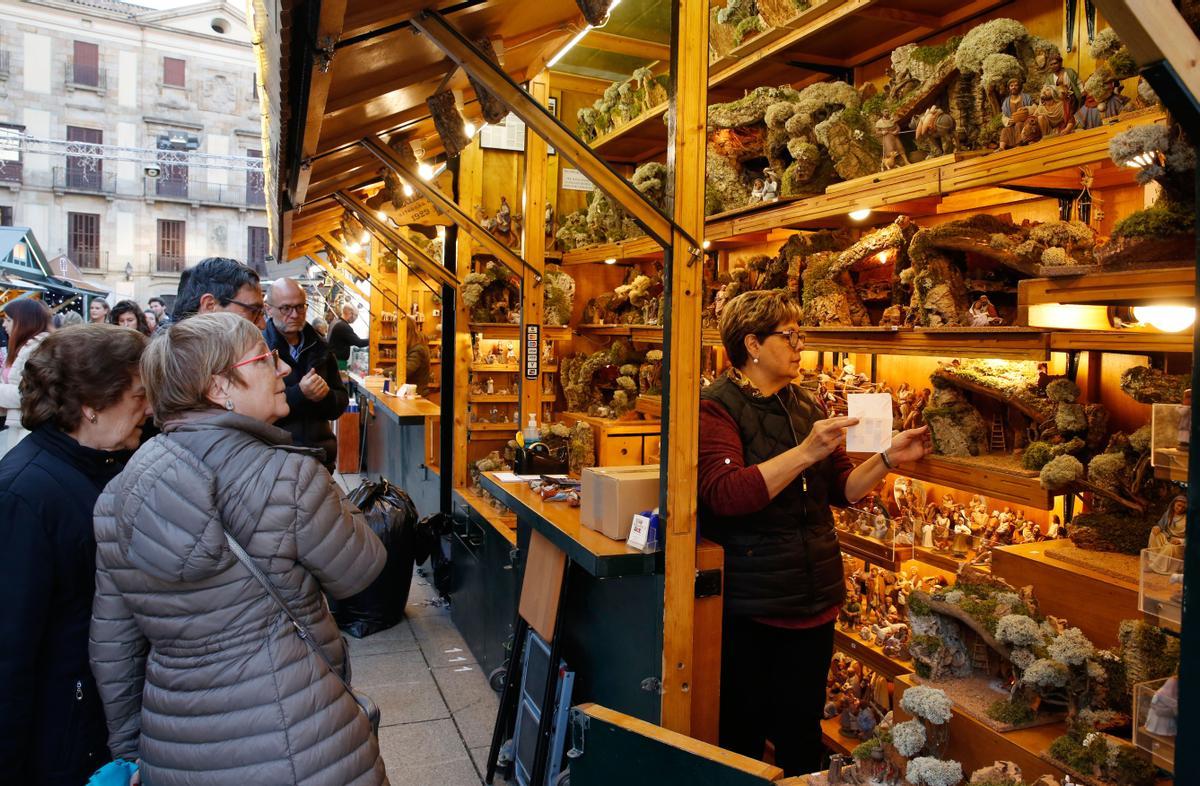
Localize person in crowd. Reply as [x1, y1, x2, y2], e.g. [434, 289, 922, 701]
[60, 311, 85, 329]
[147, 296, 169, 329]
[144, 309, 158, 334]
[263, 278, 348, 471]
[312, 316, 329, 338]
[108, 300, 153, 336]
[403, 313, 431, 396]
[171, 257, 266, 328]
[328, 302, 370, 363]
[89, 298, 110, 324]
[90, 313, 387, 785]
[0, 300, 53, 427]
[0, 325, 150, 784]
[697, 290, 931, 776]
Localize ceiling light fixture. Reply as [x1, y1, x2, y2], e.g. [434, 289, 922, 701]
[402, 182, 415, 198]
[360, 231, 370, 244]
[463, 121, 476, 137]
[418, 163, 435, 181]
[848, 208, 871, 221]
[1133, 305, 1195, 333]
[546, 0, 621, 68]
[702, 240, 711, 249]
[347, 242, 361, 254]
[376, 211, 387, 220]
[604, 257, 617, 265]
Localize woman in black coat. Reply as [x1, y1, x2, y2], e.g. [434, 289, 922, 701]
[0, 324, 149, 784]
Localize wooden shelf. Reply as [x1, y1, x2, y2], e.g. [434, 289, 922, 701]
[470, 364, 520, 372]
[577, 324, 633, 336]
[803, 326, 1051, 361]
[990, 540, 1137, 650]
[836, 529, 912, 571]
[1048, 329, 1193, 354]
[468, 421, 519, 432]
[456, 486, 518, 545]
[820, 716, 854, 758]
[851, 453, 1055, 510]
[564, 110, 1165, 264]
[895, 674, 1069, 783]
[833, 628, 913, 680]
[1020, 265, 1194, 307]
[469, 394, 520, 403]
[468, 322, 572, 341]
[630, 325, 664, 342]
[636, 394, 662, 419]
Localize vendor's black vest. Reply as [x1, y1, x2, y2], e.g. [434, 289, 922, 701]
[699, 377, 845, 618]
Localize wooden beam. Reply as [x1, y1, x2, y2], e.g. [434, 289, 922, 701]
[546, 70, 612, 95]
[859, 5, 939, 28]
[409, 9, 675, 246]
[583, 30, 671, 61]
[306, 164, 384, 202]
[317, 232, 394, 296]
[292, 0, 349, 208]
[324, 59, 455, 116]
[520, 71, 550, 427]
[1092, 0, 1200, 112]
[452, 140, 484, 491]
[360, 135, 535, 281]
[334, 190, 460, 291]
[660, 0, 707, 737]
[318, 104, 431, 158]
[305, 252, 370, 303]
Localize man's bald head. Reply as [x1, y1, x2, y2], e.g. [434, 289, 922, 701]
[266, 277, 308, 341]
[342, 303, 358, 322]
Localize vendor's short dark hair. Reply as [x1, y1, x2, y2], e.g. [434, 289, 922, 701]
[172, 257, 260, 321]
[19, 324, 148, 431]
[148, 296, 166, 307]
[719, 290, 803, 369]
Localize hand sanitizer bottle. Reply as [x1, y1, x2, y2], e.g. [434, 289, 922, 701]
[524, 413, 539, 444]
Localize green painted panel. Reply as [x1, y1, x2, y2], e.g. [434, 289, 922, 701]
[568, 708, 779, 786]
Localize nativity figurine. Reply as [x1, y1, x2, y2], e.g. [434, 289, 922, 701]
[875, 114, 910, 170]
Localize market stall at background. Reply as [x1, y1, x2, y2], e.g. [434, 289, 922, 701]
[250, 0, 1200, 782]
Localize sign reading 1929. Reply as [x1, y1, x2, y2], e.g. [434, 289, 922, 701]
[524, 324, 540, 380]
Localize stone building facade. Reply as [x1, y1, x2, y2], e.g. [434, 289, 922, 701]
[0, 0, 267, 303]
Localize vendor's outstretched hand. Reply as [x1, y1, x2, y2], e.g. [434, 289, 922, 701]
[888, 425, 932, 464]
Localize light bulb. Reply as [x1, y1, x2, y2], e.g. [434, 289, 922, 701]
[418, 163, 435, 181]
[463, 121, 476, 137]
[604, 258, 617, 265]
[402, 182, 414, 198]
[702, 240, 711, 249]
[360, 231, 370, 244]
[348, 242, 361, 254]
[848, 208, 871, 221]
[376, 211, 386, 220]
[1133, 305, 1195, 333]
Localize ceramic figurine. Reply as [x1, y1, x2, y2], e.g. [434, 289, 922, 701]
[544, 202, 555, 239]
[1074, 95, 1103, 130]
[505, 341, 517, 365]
[489, 406, 500, 423]
[750, 178, 765, 203]
[486, 377, 495, 394]
[496, 196, 512, 235]
[914, 105, 957, 156]
[1145, 676, 1179, 736]
[875, 114, 910, 170]
[1148, 495, 1187, 573]
[967, 295, 1003, 326]
[999, 77, 1035, 150]
[1040, 51, 1083, 118]
[761, 167, 779, 201]
[1178, 389, 1191, 448]
[1035, 84, 1075, 137]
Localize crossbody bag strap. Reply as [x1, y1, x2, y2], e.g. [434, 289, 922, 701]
[223, 531, 356, 699]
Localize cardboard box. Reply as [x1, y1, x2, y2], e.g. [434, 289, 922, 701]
[580, 465, 660, 540]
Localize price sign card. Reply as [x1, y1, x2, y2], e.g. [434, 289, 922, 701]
[846, 393, 893, 453]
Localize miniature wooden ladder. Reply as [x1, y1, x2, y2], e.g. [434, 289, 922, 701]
[972, 639, 990, 672]
[990, 412, 1007, 453]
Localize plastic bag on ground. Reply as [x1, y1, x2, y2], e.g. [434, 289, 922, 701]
[329, 478, 418, 638]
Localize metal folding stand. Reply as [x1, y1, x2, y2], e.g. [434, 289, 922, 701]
[486, 530, 572, 786]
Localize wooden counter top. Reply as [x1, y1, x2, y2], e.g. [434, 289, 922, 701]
[349, 374, 440, 421]
[480, 471, 660, 578]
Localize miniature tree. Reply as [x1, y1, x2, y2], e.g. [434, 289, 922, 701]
[907, 757, 964, 786]
[900, 685, 954, 758]
[1020, 627, 1098, 721]
[1107, 123, 1197, 252]
[891, 719, 928, 757]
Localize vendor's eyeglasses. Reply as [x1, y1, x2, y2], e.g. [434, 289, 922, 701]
[230, 348, 280, 370]
[762, 330, 804, 350]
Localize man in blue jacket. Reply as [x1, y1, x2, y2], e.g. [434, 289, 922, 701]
[263, 278, 347, 470]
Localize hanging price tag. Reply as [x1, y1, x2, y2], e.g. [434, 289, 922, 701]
[524, 324, 540, 380]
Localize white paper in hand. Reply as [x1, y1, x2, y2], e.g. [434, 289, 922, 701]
[846, 393, 893, 453]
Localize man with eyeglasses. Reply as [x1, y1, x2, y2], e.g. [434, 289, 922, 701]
[263, 277, 347, 471]
[171, 257, 267, 328]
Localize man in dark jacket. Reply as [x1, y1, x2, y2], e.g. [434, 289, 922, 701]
[327, 302, 370, 363]
[263, 278, 348, 470]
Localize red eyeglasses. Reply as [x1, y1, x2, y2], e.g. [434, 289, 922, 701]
[229, 348, 280, 370]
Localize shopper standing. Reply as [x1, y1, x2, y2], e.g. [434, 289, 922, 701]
[0, 325, 149, 784]
[403, 313, 431, 396]
[171, 256, 266, 328]
[0, 300, 53, 427]
[263, 278, 348, 471]
[328, 302, 370, 364]
[697, 290, 931, 775]
[89, 298, 110, 324]
[108, 300, 152, 336]
[90, 313, 387, 785]
[147, 296, 170, 329]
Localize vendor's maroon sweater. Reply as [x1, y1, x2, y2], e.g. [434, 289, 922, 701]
[698, 399, 855, 628]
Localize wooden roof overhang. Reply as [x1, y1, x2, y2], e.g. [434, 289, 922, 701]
[267, 0, 586, 260]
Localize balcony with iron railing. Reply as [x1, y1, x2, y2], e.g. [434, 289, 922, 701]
[0, 51, 11, 80]
[52, 166, 127, 195]
[66, 59, 106, 91]
[143, 174, 267, 209]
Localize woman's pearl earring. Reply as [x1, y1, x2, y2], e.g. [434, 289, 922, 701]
[752, 357, 759, 364]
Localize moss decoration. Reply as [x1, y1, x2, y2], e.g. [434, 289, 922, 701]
[542, 265, 575, 326]
[462, 262, 520, 323]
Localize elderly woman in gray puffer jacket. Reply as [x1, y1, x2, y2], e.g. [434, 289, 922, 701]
[90, 313, 388, 785]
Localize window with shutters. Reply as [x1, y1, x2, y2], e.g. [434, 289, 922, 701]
[72, 41, 99, 87]
[247, 226, 269, 272]
[157, 219, 186, 272]
[0, 206, 12, 226]
[163, 57, 186, 88]
[68, 212, 101, 269]
[246, 149, 264, 206]
[66, 126, 103, 190]
[0, 123, 22, 184]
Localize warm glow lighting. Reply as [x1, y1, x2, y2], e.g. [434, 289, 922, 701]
[604, 258, 617, 265]
[848, 208, 872, 221]
[1133, 305, 1195, 333]
[874, 248, 894, 264]
[348, 242, 362, 254]
[418, 163, 435, 180]
[402, 182, 415, 198]
[1122, 151, 1158, 169]
[702, 239, 711, 249]
[547, 26, 592, 68]
[360, 231, 370, 244]
[436, 225, 446, 239]
[463, 121, 476, 137]
[376, 211, 387, 220]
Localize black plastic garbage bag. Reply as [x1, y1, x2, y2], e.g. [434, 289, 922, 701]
[414, 512, 454, 598]
[330, 479, 419, 638]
